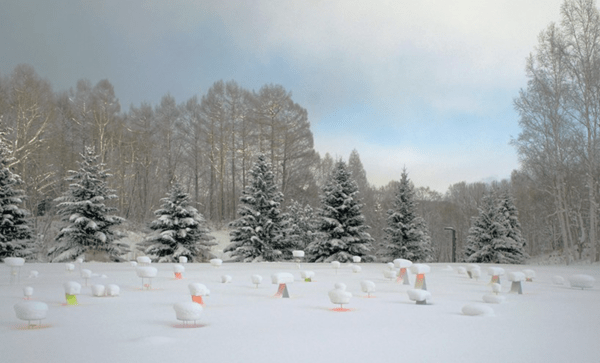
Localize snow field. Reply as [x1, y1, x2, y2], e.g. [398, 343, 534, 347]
[1, 262, 600, 363]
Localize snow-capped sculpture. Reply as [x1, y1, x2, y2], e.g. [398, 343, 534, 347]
[508, 272, 525, 294]
[173, 264, 185, 280]
[106, 284, 120, 297]
[179, 256, 188, 264]
[487, 267, 505, 284]
[351, 265, 362, 273]
[271, 272, 294, 298]
[81, 269, 92, 286]
[394, 259, 412, 284]
[136, 266, 158, 289]
[251, 274, 263, 288]
[300, 270, 314, 282]
[210, 258, 222, 268]
[328, 282, 352, 311]
[189, 283, 210, 305]
[410, 264, 430, 290]
[331, 261, 341, 274]
[569, 274, 595, 290]
[63, 281, 81, 305]
[14, 301, 48, 327]
[360, 280, 376, 298]
[352, 256, 361, 263]
[221, 275, 232, 283]
[173, 302, 203, 326]
[523, 269, 535, 282]
[136, 256, 151, 266]
[92, 284, 106, 297]
[407, 288, 431, 305]
[23, 286, 33, 300]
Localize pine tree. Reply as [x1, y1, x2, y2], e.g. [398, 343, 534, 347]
[497, 188, 527, 249]
[49, 147, 128, 262]
[225, 154, 289, 261]
[281, 200, 317, 251]
[383, 169, 434, 262]
[306, 160, 374, 262]
[139, 183, 216, 262]
[464, 191, 528, 264]
[0, 138, 33, 260]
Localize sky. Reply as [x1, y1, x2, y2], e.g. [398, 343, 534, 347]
[0, 0, 567, 193]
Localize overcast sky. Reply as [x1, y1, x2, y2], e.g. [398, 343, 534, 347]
[0, 0, 566, 192]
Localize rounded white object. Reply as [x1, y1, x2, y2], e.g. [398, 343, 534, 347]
[106, 284, 120, 296]
[251, 274, 263, 285]
[569, 274, 595, 289]
[483, 294, 505, 304]
[136, 256, 151, 265]
[352, 265, 362, 273]
[410, 264, 431, 274]
[189, 283, 210, 296]
[136, 266, 158, 278]
[407, 289, 431, 303]
[487, 267, 505, 276]
[334, 282, 347, 290]
[173, 264, 185, 273]
[65, 263, 75, 271]
[360, 280, 376, 294]
[129, 261, 138, 267]
[76, 258, 84, 264]
[179, 256, 188, 264]
[14, 301, 48, 322]
[173, 302, 203, 322]
[64, 281, 82, 295]
[81, 269, 92, 278]
[292, 250, 305, 258]
[352, 256, 361, 263]
[383, 269, 397, 279]
[457, 267, 467, 275]
[508, 272, 526, 282]
[29, 270, 39, 278]
[462, 304, 495, 316]
[331, 261, 341, 269]
[210, 258, 223, 267]
[328, 287, 352, 305]
[221, 275, 232, 283]
[300, 271, 314, 279]
[523, 269, 536, 279]
[552, 275, 565, 285]
[4, 257, 24, 267]
[491, 283, 502, 294]
[23, 286, 34, 297]
[393, 259, 412, 268]
[386, 262, 395, 270]
[471, 269, 481, 278]
[92, 284, 106, 297]
[271, 272, 293, 284]
[467, 264, 480, 272]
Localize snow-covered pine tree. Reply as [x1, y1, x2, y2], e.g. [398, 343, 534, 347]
[49, 147, 128, 262]
[497, 188, 527, 250]
[139, 183, 216, 262]
[281, 200, 317, 251]
[464, 191, 528, 264]
[225, 154, 289, 261]
[0, 138, 33, 260]
[383, 169, 434, 262]
[306, 160, 374, 262]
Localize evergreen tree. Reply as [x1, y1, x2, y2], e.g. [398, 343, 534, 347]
[49, 147, 128, 262]
[497, 188, 527, 249]
[281, 200, 317, 250]
[306, 160, 374, 262]
[0, 138, 33, 260]
[464, 191, 528, 264]
[225, 154, 289, 261]
[383, 169, 434, 262]
[139, 183, 216, 262]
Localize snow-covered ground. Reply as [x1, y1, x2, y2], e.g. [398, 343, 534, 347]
[1, 261, 599, 363]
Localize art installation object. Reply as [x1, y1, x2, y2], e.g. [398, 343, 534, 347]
[457, 266, 467, 275]
[173, 264, 184, 280]
[508, 272, 525, 294]
[81, 269, 92, 286]
[352, 256, 361, 263]
[483, 294, 505, 304]
[210, 259, 222, 268]
[466, 264, 480, 279]
[251, 274, 263, 288]
[179, 256, 188, 264]
[173, 302, 203, 327]
[221, 275, 232, 283]
[407, 289, 431, 305]
[568, 274, 595, 290]
[292, 250, 304, 268]
[271, 273, 294, 298]
[491, 283, 502, 295]
[410, 264, 430, 290]
[136, 256, 151, 266]
[92, 284, 106, 297]
[188, 283, 210, 305]
[383, 268, 398, 280]
[106, 284, 120, 297]
[487, 267, 505, 285]
[523, 269, 535, 282]
[23, 286, 33, 300]
[4, 257, 24, 284]
[351, 265, 362, 273]
[331, 261, 340, 274]
[129, 261, 138, 267]
[136, 266, 158, 290]
[360, 280, 376, 298]
[28, 270, 38, 278]
[300, 270, 314, 282]
[393, 259, 412, 285]
[14, 301, 48, 328]
[328, 282, 352, 311]
[65, 263, 75, 272]
[63, 281, 81, 305]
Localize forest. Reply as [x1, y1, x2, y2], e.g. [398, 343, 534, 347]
[2, 0, 600, 264]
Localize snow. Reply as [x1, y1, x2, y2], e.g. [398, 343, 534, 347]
[13, 300, 48, 322]
[210, 259, 223, 267]
[92, 284, 106, 296]
[328, 283, 352, 306]
[351, 265, 362, 273]
[271, 273, 294, 284]
[553, 275, 565, 285]
[81, 269, 92, 278]
[63, 281, 81, 295]
[482, 294, 505, 304]
[409, 264, 430, 274]
[136, 256, 151, 265]
[173, 302, 203, 322]
[407, 289, 431, 303]
[106, 284, 120, 296]
[251, 274, 263, 287]
[220, 275, 232, 283]
[508, 272, 526, 282]
[488, 267, 505, 276]
[65, 263, 75, 271]
[292, 250, 305, 258]
[23, 286, 33, 298]
[352, 256, 361, 263]
[568, 274, 595, 289]
[4, 257, 24, 267]
[461, 303, 494, 317]
[393, 258, 412, 268]
[2, 262, 600, 363]
[173, 264, 185, 273]
[188, 283, 210, 296]
[136, 266, 158, 278]
[179, 257, 188, 264]
[359, 280, 376, 295]
[300, 271, 314, 279]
